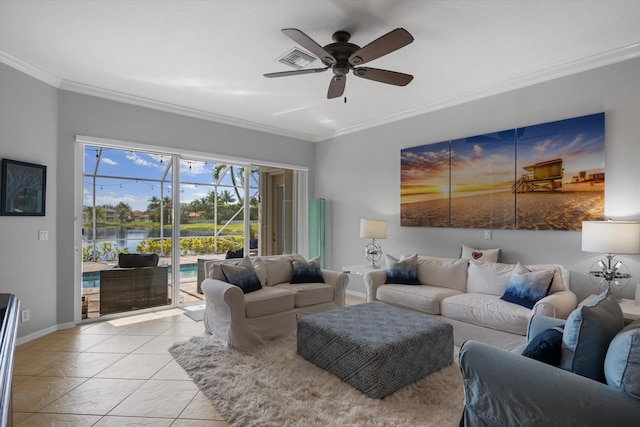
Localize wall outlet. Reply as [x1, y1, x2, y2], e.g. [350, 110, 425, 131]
[21, 308, 30, 322]
[38, 230, 49, 241]
[484, 230, 492, 240]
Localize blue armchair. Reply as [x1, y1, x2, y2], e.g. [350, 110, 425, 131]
[458, 315, 640, 427]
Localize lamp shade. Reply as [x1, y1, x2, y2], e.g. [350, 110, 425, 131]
[582, 221, 640, 254]
[360, 219, 387, 239]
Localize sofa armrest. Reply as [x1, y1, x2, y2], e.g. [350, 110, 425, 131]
[363, 269, 388, 302]
[321, 269, 349, 306]
[201, 278, 246, 324]
[532, 289, 577, 319]
[459, 340, 640, 427]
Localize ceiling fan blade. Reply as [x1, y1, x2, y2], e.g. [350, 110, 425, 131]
[348, 28, 414, 65]
[281, 28, 336, 65]
[327, 75, 346, 99]
[263, 67, 328, 78]
[353, 67, 413, 86]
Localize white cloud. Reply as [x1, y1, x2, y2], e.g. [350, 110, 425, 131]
[101, 157, 116, 165]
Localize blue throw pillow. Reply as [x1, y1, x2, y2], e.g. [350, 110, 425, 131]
[522, 327, 564, 366]
[561, 290, 624, 382]
[385, 254, 420, 285]
[290, 257, 324, 284]
[220, 263, 262, 294]
[500, 262, 555, 309]
[604, 319, 640, 398]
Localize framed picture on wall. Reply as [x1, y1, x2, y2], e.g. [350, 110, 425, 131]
[1, 158, 47, 216]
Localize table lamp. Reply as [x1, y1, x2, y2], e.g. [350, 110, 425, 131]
[360, 219, 387, 268]
[582, 220, 640, 292]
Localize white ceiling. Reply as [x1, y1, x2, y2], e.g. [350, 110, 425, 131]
[1, 0, 639, 142]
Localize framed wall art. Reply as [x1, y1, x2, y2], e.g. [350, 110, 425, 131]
[1, 158, 47, 216]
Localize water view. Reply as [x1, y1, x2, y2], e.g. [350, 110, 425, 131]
[83, 226, 233, 253]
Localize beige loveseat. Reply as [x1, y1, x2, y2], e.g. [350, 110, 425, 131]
[364, 255, 577, 338]
[201, 255, 348, 349]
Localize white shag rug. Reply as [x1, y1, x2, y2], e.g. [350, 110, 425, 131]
[170, 333, 464, 427]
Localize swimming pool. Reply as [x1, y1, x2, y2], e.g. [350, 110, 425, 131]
[82, 263, 197, 288]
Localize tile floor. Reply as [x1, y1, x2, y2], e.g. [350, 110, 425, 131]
[12, 307, 229, 426]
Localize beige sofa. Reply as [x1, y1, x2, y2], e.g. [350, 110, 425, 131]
[364, 255, 577, 337]
[201, 255, 348, 349]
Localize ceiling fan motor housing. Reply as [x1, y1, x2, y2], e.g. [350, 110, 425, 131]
[323, 32, 360, 76]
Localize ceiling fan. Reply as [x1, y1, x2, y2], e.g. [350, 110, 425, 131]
[264, 28, 414, 99]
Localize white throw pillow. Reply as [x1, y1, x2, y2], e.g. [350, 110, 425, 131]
[251, 257, 268, 286]
[416, 256, 469, 291]
[261, 256, 293, 285]
[466, 260, 515, 296]
[460, 245, 502, 263]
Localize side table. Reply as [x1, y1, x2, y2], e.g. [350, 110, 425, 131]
[341, 264, 385, 276]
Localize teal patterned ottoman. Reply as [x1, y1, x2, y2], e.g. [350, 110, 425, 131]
[297, 303, 453, 399]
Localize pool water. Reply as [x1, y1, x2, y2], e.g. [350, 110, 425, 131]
[82, 263, 197, 288]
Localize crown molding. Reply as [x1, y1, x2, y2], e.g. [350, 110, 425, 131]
[0, 51, 62, 87]
[57, 80, 317, 142]
[323, 42, 640, 141]
[4, 43, 640, 143]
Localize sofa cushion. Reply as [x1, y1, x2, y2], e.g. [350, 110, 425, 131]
[243, 287, 295, 318]
[290, 256, 324, 284]
[522, 327, 564, 366]
[262, 256, 293, 285]
[500, 263, 555, 309]
[560, 290, 624, 381]
[467, 261, 515, 296]
[376, 284, 462, 315]
[385, 254, 420, 285]
[604, 319, 640, 398]
[275, 282, 334, 307]
[416, 256, 468, 291]
[460, 245, 502, 263]
[220, 260, 262, 294]
[441, 293, 532, 335]
[251, 257, 268, 286]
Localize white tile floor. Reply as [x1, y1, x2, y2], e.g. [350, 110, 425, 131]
[12, 308, 229, 426]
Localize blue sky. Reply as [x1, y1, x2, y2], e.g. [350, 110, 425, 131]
[516, 112, 605, 181]
[83, 146, 257, 211]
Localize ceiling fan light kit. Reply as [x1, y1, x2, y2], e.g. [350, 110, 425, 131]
[264, 28, 414, 99]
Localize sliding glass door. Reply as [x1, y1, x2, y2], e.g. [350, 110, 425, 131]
[79, 139, 308, 319]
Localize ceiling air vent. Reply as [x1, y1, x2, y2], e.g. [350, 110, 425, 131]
[277, 48, 317, 69]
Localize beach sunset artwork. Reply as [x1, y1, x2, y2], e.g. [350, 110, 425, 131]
[515, 113, 605, 230]
[401, 140, 450, 227]
[450, 131, 516, 229]
[400, 112, 605, 230]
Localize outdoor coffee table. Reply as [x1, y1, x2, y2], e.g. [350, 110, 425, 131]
[297, 303, 453, 399]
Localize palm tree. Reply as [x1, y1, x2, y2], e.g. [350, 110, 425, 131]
[218, 190, 235, 206]
[213, 164, 243, 203]
[115, 202, 132, 223]
[84, 205, 105, 221]
[146, 196, 161, 222]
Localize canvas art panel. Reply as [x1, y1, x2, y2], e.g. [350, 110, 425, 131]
[401, 140, 450, 227]
[400, 113, 605, 231]
[515, 113, 605, 230]
[450, 130, 516, 229]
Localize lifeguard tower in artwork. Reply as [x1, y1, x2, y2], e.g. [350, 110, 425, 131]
[513, 158, 563, 193]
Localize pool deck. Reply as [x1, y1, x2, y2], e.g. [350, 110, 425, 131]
[82, 254, 226, 319]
